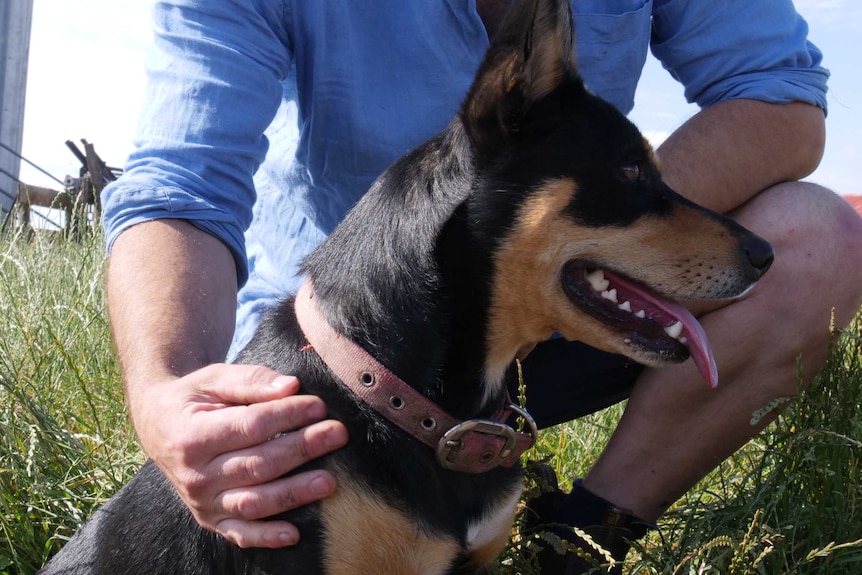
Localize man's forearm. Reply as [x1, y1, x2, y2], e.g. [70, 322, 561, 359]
[106, 219, 239, 410]
[656, 99, 826, 213]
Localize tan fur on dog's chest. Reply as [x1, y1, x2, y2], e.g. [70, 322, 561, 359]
[320, 477, 460, 575]
[320, 475, 521, 574]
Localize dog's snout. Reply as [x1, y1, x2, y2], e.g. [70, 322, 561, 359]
[745, 236, 775, 279]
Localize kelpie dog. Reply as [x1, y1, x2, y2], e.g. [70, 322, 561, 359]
[39, 0, 774, 573]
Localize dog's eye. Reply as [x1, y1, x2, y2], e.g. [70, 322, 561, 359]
[620, 164, 641, 182]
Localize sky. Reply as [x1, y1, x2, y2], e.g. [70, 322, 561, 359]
[17, 0, 862, 201]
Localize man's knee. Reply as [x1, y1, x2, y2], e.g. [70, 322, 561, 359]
[735, 182, 862, 304]
[736, 180, 860, 240]
[730, 181, 862, 379]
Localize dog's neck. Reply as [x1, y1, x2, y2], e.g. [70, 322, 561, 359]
[301, 120, 506, 419]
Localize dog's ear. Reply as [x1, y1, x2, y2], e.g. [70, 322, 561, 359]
[461, 0, 579, 158]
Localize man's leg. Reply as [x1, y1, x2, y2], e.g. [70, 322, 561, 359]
[584, 182, 862, 522]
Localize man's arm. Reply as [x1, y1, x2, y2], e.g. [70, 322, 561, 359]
[656, 99, 825, 212]
[106, 219, 348, 548]
[107, 220, 237, 385]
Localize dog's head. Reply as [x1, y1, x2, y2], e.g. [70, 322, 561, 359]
[460, 0, 774, 392]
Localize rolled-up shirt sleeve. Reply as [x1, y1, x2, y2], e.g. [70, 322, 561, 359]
[101, 0, 292, 286]
[650, 0, 829, 112]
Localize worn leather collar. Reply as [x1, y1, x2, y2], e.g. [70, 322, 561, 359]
[294, 280, 537, 474]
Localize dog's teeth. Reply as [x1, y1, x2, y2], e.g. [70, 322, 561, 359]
[586, 269, 610, 292]
[635, 310, 646, 319]
[618, 301, 632, 312]
[601, 288, 618, 303]
[679, 336, 688, 345]
[664, 321, 683, 339]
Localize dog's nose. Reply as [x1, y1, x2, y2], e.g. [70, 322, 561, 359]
[745, 236, 775, 279]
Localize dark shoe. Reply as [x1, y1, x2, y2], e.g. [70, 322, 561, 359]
[523, 463, 653, 574]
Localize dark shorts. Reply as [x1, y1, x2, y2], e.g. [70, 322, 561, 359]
[509, 338, 644, 430]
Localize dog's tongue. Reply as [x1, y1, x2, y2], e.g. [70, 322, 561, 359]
[647, 295, 718, 389]
[606, 272, 719, 388]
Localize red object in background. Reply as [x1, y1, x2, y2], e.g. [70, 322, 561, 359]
[843, 196, 862, 216]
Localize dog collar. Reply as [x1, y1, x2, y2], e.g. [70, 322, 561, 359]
[294, 279, 537, 474]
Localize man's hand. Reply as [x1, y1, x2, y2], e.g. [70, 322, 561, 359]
[133, 364, 348, 548]
[106, 220, 348, 548]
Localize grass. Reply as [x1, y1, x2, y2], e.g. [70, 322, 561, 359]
[498, 312, 862, 573]
[0, 229, 139, 573]
[0, 229, 860, 574]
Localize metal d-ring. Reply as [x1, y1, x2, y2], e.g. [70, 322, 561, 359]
[507, 403, 538, 446]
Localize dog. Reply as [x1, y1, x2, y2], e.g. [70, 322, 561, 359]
[38, 0, 774, 573]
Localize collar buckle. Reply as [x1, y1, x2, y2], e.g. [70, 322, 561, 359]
[435, 404, 537, 473]
[436, 419, 517, 472]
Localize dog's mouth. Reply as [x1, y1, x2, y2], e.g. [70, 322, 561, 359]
[561, 261, 718, 388]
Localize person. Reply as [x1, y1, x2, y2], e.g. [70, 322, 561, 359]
[100, 0, 862, 571]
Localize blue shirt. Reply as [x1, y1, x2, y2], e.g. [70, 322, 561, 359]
[101, 0, 829, 358]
